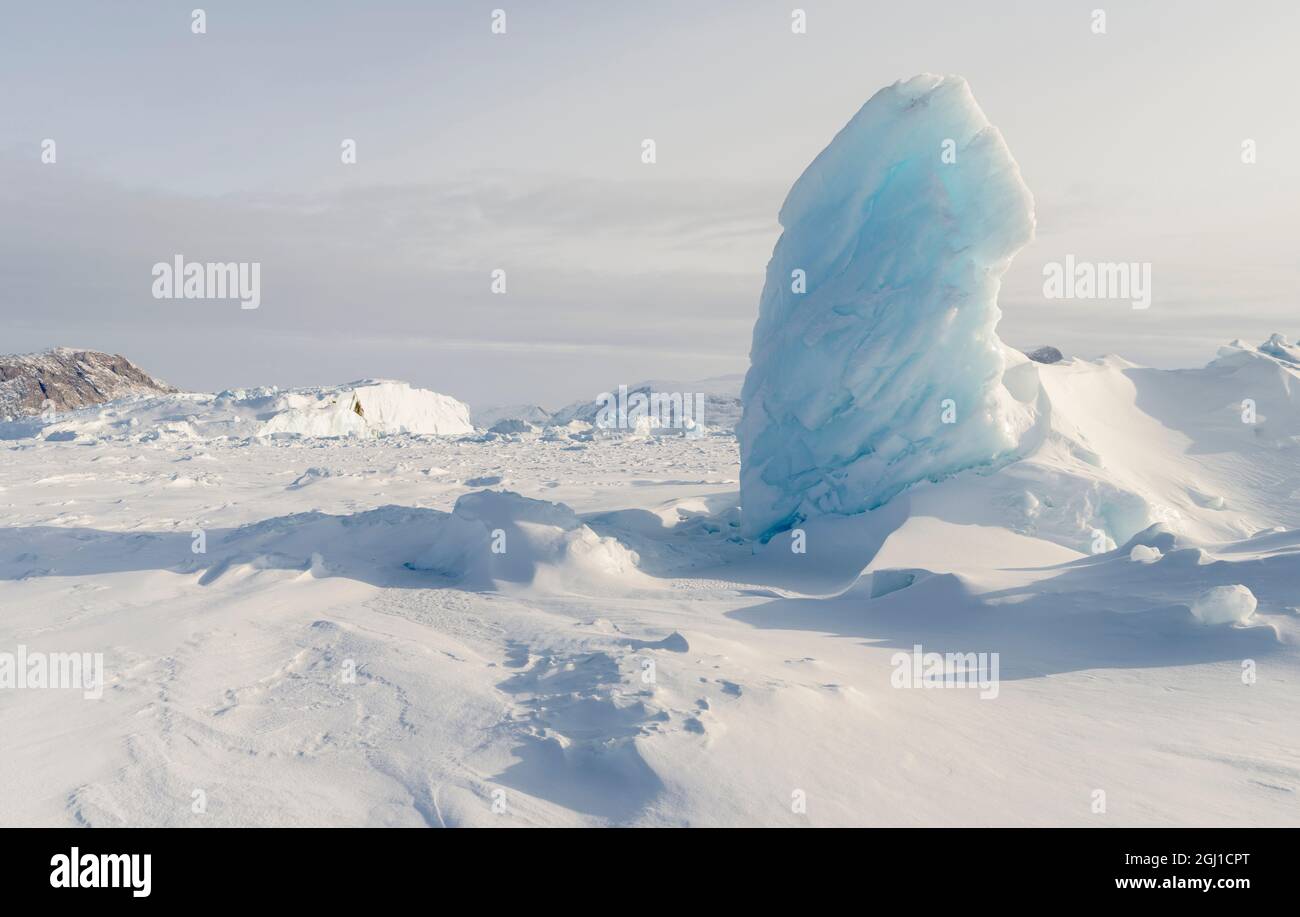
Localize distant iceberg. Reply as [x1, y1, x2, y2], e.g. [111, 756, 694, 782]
[739, 74, 1037, 540]
[259, 380, 472, 437]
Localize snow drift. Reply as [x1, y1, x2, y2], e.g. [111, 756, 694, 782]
[739, 74, 1037, 540]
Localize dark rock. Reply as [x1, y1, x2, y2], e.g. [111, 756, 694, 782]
[0, 348, 177, 419]
[1024, 346, 1063, 365]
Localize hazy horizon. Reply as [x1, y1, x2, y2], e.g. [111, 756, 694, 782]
[4, 0, 1298, 408]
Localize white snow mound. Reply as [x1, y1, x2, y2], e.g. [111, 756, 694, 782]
[422, 490, 645, 592]
[1130, 544, 1162, 563]
[1190, 584, 1258, 625]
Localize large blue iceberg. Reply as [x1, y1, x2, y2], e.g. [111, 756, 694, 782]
[739, 74, 1036, 540]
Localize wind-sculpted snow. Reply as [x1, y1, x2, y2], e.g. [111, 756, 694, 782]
[739, 74, 1036, 539]
[3, 370, 1300, 826]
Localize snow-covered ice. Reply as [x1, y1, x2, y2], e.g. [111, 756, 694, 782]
[2, 333, 1298, 826]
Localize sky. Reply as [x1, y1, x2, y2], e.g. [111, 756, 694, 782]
[2, 0, 1298, 409]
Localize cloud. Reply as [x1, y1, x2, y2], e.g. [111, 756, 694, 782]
[0, 156, 773, 401]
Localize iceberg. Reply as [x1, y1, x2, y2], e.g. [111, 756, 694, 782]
[259, 380, 472, 437]
[739, 74, 1037, 540]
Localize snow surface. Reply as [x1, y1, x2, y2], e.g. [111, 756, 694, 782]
[1, 336, 1298, 826]
[4, 76, 1299, 828]
[740, 74, 1036, 540]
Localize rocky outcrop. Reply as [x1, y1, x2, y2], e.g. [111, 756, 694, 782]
[0, 348, 177, 419]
